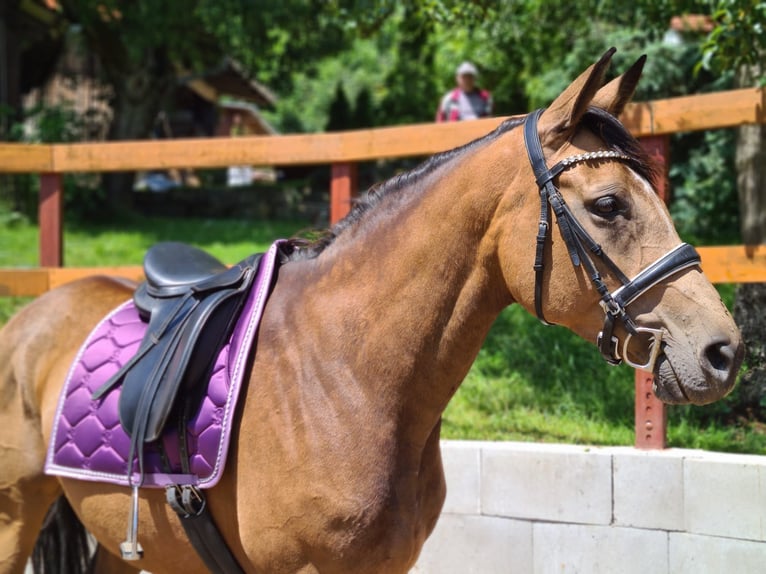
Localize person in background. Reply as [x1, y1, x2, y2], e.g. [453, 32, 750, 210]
[435, 61, 492, 122]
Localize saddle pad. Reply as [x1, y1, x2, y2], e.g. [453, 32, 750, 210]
[44, 241, 284, 488]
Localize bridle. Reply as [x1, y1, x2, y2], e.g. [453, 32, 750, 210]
[523, 108, 701, 372]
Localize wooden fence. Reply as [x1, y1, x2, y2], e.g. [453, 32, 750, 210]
[1, 86, 766, 449]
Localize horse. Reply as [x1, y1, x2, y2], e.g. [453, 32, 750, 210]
[0, 49, 743, 574]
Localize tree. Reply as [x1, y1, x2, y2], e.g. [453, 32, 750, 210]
[376, 5, 438, 125]
[326, 82, 353, 132]
[54, 0, 354, 210]
[699, 1, 766, 417]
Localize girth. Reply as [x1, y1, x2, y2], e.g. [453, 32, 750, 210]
[522, 108, 701, 370]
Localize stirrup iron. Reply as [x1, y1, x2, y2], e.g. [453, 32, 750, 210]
[120, 485, 144, 560]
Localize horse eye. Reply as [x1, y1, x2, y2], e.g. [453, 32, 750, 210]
[592, 196, 621, 216]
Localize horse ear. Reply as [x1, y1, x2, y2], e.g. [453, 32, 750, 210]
[540, 47, 616, 139]
[591, 55, 646, 116]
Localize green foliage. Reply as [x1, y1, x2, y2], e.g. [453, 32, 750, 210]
[377, 6, 439, 125]
[261, 33, 396, 133]
[59, 1, 351, 84]
[699, 0, 766, 80]
[669, 129, 741, 245]
[0, 101, 108, 222]
[326, 83, 354, 132]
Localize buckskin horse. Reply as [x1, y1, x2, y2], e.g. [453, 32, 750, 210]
[0, 49, 743, 574]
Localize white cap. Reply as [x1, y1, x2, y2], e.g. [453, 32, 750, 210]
[456, 61, 478, 76]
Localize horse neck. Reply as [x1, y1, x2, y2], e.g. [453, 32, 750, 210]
[291, 147, 518, 445]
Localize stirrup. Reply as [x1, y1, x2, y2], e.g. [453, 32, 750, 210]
[119, 485, 144, 560]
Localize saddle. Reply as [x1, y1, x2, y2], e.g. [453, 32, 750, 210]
[93, 242, 262, 452]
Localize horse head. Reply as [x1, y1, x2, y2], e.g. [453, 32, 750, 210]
[499, 48, 743, 405]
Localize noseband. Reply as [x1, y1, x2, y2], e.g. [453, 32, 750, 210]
[523, 108, 701, 371]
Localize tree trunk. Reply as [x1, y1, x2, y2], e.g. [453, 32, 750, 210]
[733, 59, 766, 417]
[103, 54, 174, 212]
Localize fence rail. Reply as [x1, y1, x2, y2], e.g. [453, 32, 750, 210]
[1, 86, 765, 450]
[0, 87, 763, 174]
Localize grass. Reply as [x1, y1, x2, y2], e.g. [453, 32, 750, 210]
[0, 212, 310, 326]
[0, 213, 309, 267]
[441, 305, 766, 454]
[2, 212, 764, 454]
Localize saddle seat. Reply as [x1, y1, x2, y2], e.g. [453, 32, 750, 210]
[134, 242, 238, 319]
[144, 241, 229, 292]
[94, 241, 263, 451]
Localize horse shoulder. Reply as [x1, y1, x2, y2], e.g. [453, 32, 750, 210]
[228, 267, 448, 571]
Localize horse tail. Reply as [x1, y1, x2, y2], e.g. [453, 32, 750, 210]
[32, 495, 92, 574]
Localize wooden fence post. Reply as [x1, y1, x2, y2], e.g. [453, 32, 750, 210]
[634, 135, 671, 449]
[330, 163, 358, 224]
[39, 172, 63, 267]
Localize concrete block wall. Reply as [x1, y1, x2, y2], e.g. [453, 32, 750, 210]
[412, 441, 766, 573]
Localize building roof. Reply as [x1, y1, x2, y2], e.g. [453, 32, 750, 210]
[218, 100, 277, 136]
[179, 59, 277, 108]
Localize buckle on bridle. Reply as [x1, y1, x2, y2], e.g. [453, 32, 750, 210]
[621, 326, 664, 371]
[597, 326, 664, 371]
[599, 296, 623, 317]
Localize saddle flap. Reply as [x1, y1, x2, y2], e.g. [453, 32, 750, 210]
[119, 286, 247, 442]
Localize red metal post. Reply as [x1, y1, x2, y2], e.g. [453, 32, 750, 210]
[39, 172, 64, 267]
[634, 135, 671, 449]
[634, 369, 668, 449]
[330, 163, 358, 225]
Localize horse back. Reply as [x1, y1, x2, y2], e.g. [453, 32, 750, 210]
[0, 276, 134, 443]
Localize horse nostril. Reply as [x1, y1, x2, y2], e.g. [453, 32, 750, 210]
[703, 339, 736, 374]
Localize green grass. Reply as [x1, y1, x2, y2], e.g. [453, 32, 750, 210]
[0, 214, 310, 267]
[443, 306, 637, 446]
[442, 306, 766, 454]
[0, 213, 310, 328]
[2, 213, 764, 454]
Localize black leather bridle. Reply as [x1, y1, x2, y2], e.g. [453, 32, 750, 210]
[523, 108, 701, 371]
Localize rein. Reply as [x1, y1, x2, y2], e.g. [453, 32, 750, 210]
[522, 108, 701, 371]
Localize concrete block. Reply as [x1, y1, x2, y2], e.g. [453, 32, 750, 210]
[532, 523, 668, 574]
[684, 454, 765, 541]
[669, 532, 766, 574]
[481, 442, 612, 525]
[440, 440, 481, 514]
[413, 514, 532, 574]
[612, 447, 684, 531]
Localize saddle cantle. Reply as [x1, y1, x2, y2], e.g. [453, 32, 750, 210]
[93, 242, 262, 459]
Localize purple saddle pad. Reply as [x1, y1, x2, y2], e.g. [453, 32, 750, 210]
[45, 241, 283, 488]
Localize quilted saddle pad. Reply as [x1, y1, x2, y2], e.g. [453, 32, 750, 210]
[44, 241, 283, 488]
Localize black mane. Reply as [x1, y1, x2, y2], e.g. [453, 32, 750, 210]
[282, 107, 656, 262]
[580, 106, 659, 186]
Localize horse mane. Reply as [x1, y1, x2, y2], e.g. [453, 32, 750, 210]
[282, 107, 657, 262]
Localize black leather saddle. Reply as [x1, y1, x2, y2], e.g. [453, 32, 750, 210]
[93, 242, 263, 450]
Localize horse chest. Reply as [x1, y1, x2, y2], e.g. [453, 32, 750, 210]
[297, 461, 444, 573]
[236, 416, 445, 573]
